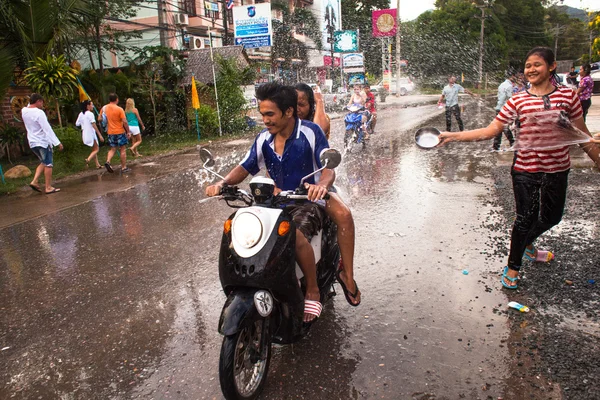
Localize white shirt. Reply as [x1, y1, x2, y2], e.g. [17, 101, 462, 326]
[495, 79, 513, 111]
[76, 111, 98, 146]
[22, 106, 61, 148]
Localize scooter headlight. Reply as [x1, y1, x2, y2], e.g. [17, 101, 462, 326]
[232, 212, 263, 249]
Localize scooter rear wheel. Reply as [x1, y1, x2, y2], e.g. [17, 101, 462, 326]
[219, 317, 271, 400]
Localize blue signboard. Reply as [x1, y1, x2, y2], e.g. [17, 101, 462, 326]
[232, 3, 273, 49]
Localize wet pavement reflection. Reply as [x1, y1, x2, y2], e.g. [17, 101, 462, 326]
[1, 102, 515, 399]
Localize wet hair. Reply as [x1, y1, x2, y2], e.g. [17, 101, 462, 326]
[30, 93, 43, 104]
[581, 64, 591, 77]
[80, 100, 91, 112]
[525, 47, 559, 86]
[255, 82, 297, 118]
[294, 83, 315, 121]
[108, 93, 118, 102]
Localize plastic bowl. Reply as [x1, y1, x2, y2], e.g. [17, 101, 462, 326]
[415, 127, 441, 149]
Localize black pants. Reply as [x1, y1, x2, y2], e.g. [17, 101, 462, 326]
[492, 111, 515, 150]
[581, 98, 591, 122]
[445, 105, 464, 132]
[507, 169, 569, 270]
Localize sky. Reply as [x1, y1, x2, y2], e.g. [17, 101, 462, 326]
[395, 0, 600, 22]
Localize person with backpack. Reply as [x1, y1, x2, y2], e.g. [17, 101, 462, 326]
[99, 94, 131, 173]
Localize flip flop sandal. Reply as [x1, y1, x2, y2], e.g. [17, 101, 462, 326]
[524, 246, 554, 262]
[336, 269, 361, 307]
[29, 184, 42, 193]
[304, 299, 322, 320]
[501, 266, 518, 289]
[45, 188, 61, 194]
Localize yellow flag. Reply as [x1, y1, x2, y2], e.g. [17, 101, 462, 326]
[191, 76, 200, 109]
[461, 73, 464, 83]
[78, 83, 90, 102]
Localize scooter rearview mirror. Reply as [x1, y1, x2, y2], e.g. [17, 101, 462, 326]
[320, 149, 341, 170]
[198, 147, 215, 168]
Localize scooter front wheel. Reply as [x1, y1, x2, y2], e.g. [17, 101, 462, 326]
[219, 317, 271, 400]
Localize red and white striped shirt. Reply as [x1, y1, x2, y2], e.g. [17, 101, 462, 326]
[495, 86, 583, 173]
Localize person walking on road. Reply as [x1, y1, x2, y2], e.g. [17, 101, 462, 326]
[439, 76, 475, 132]
[492, 72, 516, 151]
[576, 64, 593, 122]
[100, 93, 131, 173]
[22, 93, 63, 194]
[125, 98, 145, 157]
[76, 100, 104, 169]
[438, 47, 600, 290]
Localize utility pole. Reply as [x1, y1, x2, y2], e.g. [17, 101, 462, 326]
[222, 0, 229, 46]
[475, 3, 489, 89]
[327, 23, 335, 80]
[394, 0, 401, 97]
[158, 0, 167, 47]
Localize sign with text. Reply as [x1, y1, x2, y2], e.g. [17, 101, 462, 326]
[233, 3, 273, 49]
[372, 9, 397, 37]
[342, 53, 364, 68]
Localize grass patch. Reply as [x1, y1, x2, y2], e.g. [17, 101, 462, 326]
[0, 128, 258, 196]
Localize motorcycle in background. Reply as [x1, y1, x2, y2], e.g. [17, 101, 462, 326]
[199, 147, 342, 400]
[344, 104, 371, 152]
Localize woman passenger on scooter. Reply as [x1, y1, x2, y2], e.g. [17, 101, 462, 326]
[295, 83, 362, 309]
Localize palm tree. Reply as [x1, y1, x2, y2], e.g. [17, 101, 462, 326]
[0, 0, 92, 99]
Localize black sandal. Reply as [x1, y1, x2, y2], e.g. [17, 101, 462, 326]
[336, 269, 361, 307]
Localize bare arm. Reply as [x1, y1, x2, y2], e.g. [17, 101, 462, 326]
[439, 119, 504, 145]
[438, 94, 445, 104]
[121, 117, 130, 135]
[205, 165, 250, 196]
[305, 169, 335, 202]
[313, 92, 330, 138]
[572, 117, 600, 168]
[92, 121, 104, 142]
[134, 108, 145, 129]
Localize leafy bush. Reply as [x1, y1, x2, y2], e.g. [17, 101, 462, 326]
[195, 104, 220, 137]
[0, 124, 27, 162]
[53, 126, 84, 169]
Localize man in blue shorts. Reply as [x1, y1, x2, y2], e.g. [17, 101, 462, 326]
[22, 93, 63, 194]
[100, 93, 131, 173]
[206, 83, 361, 322]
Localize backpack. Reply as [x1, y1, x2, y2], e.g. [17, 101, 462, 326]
[100, 106, 108, 132]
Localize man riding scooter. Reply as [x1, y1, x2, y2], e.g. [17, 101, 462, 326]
[206, 83, 361, 322]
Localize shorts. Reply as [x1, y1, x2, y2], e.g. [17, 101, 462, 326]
[31, 146, 53, 167]
[286, 203, 326, 241]
[108, 133, 128, 147]
[130, 126, 141, 135]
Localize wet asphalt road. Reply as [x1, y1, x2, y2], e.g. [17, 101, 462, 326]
[1, 100, 598, 399]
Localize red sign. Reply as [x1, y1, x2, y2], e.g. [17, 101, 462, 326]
[372, 9, 397, 37]
[323, 56, 340, 67]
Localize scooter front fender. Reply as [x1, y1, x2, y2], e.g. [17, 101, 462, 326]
[218, 289, 260, 336]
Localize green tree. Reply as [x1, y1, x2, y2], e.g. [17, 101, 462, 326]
[0, 0, 92, 99]
[200, 56, 255, 135]
[341, 0, 390, 78]
[271, 0, 322, 84]
[24, 54, 78, 127]
[402, 1, 507, 85]
[71, 1, 142, 73]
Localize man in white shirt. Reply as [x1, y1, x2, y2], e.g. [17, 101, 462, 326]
[22, 93, 63, 194]
[492, 72, 516, 151]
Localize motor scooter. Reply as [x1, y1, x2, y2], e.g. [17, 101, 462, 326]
[199, 147, 342, 400]
[344, 104, 371, 152]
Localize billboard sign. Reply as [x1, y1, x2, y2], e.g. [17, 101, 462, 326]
[333, 30, 359, 53]
[348, 73, 366, 85]
[320, 0, 341, 52]
[233, 3, 273, 49]
[372, 9, 397, 37]
[342, 53, 364, 68]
